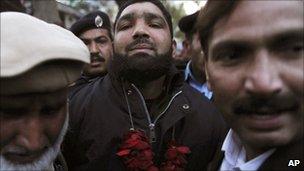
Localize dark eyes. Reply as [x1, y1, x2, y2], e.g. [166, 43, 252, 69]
[40, 105, 63, 116]
[0, 108, 27, 118]
[149, 22, 163, 28]
[213, 48, 246, 65]
[95, 38, 109, 44]
[117, 21, 163, 31]
[82, 40, 90, 45]
[213, 40, 303, 66]
[0, 105, 63, 118]
[117, 23, 132, 31]
[282, 42, 303, 54]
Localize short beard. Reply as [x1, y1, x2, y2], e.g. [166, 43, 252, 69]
[0, 114, 69, 171]
[111, 49, 172, 87]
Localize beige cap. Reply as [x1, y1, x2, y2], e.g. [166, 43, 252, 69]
[0, 12, 90, 95]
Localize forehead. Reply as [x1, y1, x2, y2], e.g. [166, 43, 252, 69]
[211, 1, 303, 47]
[79, 28, 110, 39]
[119, 2, 165, 21]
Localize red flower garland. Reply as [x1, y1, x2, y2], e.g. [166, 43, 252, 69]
[160, 141, 190, 171]
[116, 130, 190, 171]
[116, 130, 158, 171]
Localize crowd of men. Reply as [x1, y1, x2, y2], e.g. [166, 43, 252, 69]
[0, 0, 303, 171]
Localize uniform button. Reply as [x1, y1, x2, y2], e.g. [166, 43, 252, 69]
[127, 90, 132, 95]
[182, 104, 189, 110]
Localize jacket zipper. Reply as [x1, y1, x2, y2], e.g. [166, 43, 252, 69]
[150, 91, 182, 142]
[131, 84, 182, 143]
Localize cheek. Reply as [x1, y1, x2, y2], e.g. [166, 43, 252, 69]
[281, 60, 304, 100]
[101, 45, 113, 59]
[114, 33, 130, 54]
[0, 119, 18, 148]
[207, 64, 244, 112]
[151, 30, 171, 51]
[44, 107, 67, 143]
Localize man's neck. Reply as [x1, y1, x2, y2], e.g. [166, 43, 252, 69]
[243, 143, 270, 161]
[138, 75, 166, 100]
[190, 61, 205, 84]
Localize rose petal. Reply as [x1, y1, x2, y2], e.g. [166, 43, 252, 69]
[116, 149, 131, 156]
[176, 146, 190, 154]
[166, 148, 178, 159]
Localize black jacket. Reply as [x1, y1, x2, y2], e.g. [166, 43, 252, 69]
[53, 152, 68, 171]
[63, 66, 227, 171]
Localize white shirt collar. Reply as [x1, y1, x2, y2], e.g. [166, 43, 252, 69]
[220, 129, 276, 171]
[184, 61, 213, 99]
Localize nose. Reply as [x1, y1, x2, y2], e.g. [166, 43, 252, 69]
[132, 20, 149, 40]
[89, 41, 99, 54]
[244, 50, 283, 96]
[16, 116, 48, 152]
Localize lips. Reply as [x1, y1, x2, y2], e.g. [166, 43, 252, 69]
[130, 43, 154, 51]
[91, 57, 105, 63]
[244, 113, 283, 130]
[3, 150, 44, 164]
[90, 55, 105, 67]
[90, 61, 102, 67]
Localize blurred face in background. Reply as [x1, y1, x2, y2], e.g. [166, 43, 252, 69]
[189, 32, 206, 82]
[205, 0, 303, 159]
[80, 28, 113, 77]
[0, 89, 68, 170]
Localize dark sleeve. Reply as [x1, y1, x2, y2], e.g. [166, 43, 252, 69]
[182, 84, 228, 171]
[62, 81, 94, 170]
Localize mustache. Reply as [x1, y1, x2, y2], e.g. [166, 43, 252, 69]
[232, 93, 300, 115]
[126, 38, 155, 51]
[90, 53, 105, 62]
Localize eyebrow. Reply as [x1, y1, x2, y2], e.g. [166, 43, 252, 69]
[268, 29, 303, 47]
[144, 12, 166, 23]
[211, 28, 303, 55]
[80, 36, 109, 42]
[117, 13, 135, 24]
[117, 12, 166, 25]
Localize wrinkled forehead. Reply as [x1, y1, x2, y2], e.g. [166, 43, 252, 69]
[118, 2, 167, 24]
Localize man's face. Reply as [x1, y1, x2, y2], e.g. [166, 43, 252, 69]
[206, 1, 303, 154]
[113, 2, 173, 84]
[0, 89, 68, 170]
[189, 32, 205, 79]
[80, 28, 113, 77]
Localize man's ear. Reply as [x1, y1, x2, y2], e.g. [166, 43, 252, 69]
[182, 39, 191, 54]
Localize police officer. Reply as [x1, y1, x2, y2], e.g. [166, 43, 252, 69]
[70, 11, 113, 79]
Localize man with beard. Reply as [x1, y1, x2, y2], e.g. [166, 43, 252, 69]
[70, 11, 113, 79]
[197, 0, 303, 170]
[178, 11, 213, 100]
[0, 12, 89, 171]
[63, 0, 226, 170]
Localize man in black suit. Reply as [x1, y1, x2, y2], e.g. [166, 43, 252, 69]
[197, 0, 303, 170]
[63, 0, 227, 170]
